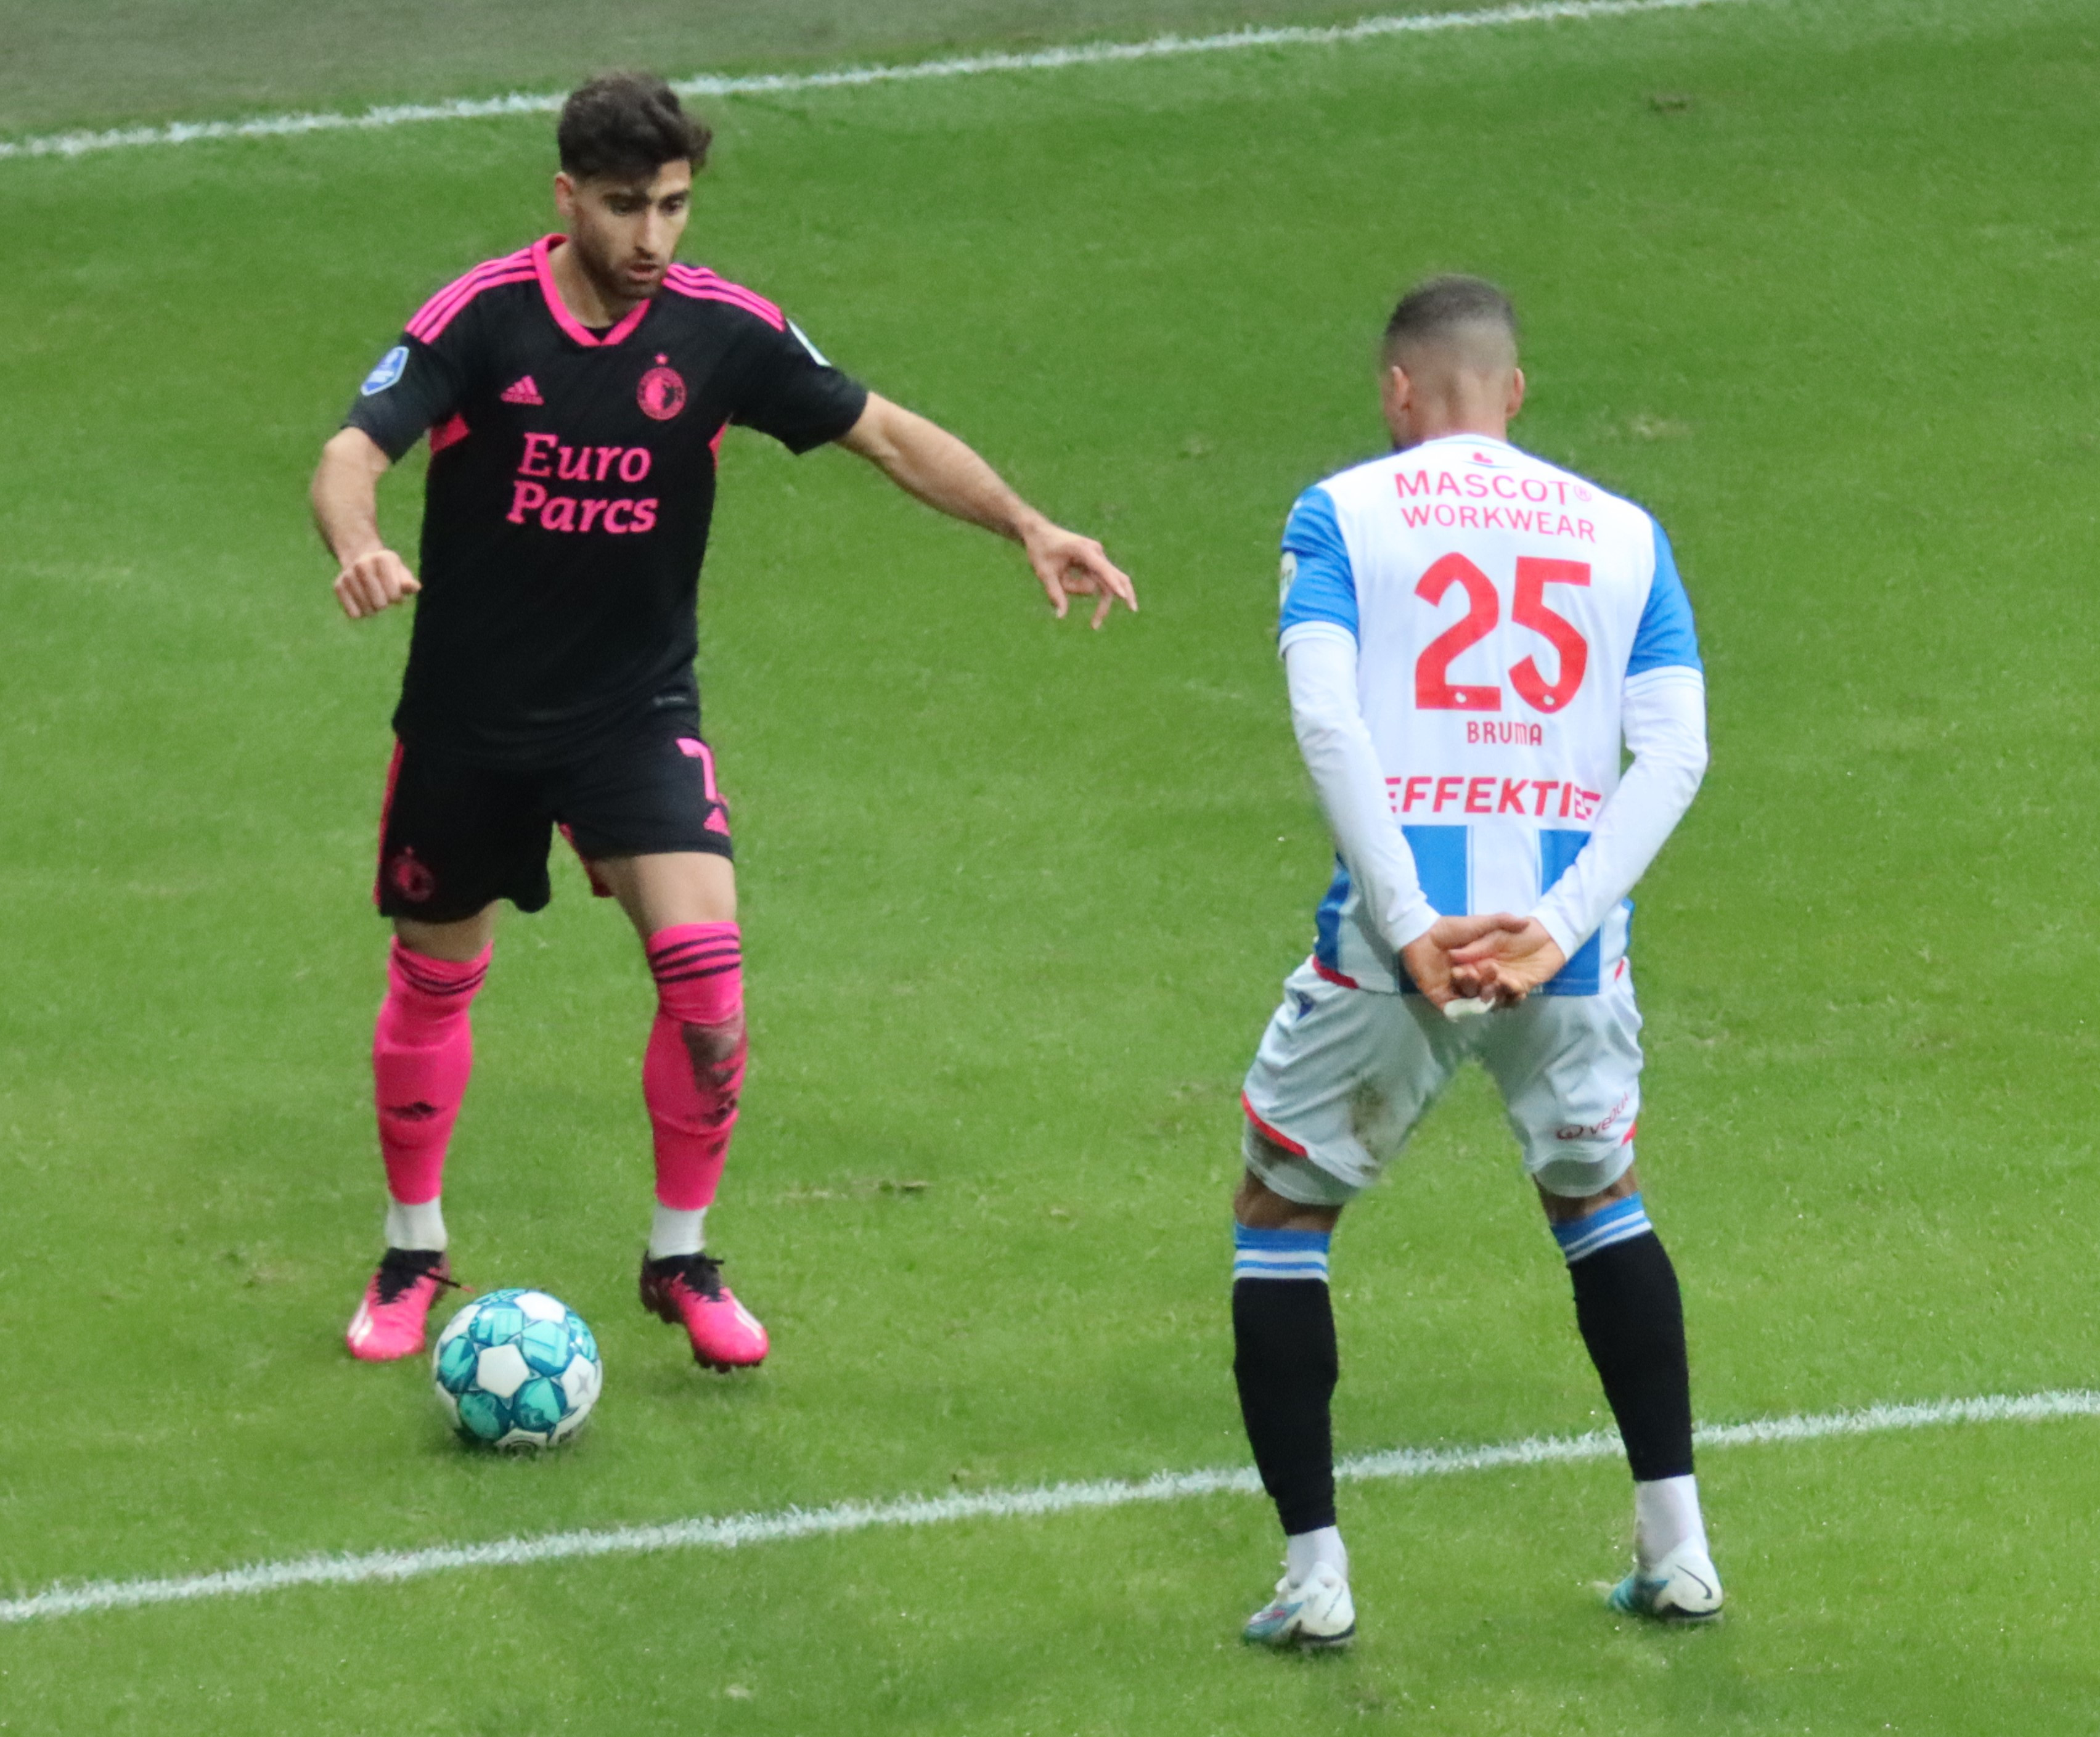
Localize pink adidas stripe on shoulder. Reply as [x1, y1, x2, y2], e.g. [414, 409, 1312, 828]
[409, 245, 533, 325]
[668, 268, 785, 329]
[408, 259, 536, 342]
[407, 263, 512, 339]
[663, 265, 785, 331]
[406, 266, 534, 343]
[406, 247, 537, 343]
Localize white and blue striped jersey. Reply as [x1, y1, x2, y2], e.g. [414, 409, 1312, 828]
[1277, 433, 1701, 995]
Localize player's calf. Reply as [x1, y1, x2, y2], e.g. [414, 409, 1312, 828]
[640, 922, 767, 1368]
[372, 938, 490, 1216]
[1232, 1166, 1353, 1647]
[643, 922, 746, 1210]
[1547, 1180, 1722, 1620]
[349, 939, 488, 1360]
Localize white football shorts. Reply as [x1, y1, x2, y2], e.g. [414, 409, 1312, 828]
[1240, 957, 1644, 1206]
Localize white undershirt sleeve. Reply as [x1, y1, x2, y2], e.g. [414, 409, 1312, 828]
[1282, 626, 1439, 954]
[1530, 666, 1709, 962]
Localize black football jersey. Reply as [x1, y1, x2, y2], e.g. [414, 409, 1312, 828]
[344, 233, 868, 763]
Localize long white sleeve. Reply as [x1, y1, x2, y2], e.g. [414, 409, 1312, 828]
[1531, 667, 1708, 961]
[1283, 626, 1439, 954]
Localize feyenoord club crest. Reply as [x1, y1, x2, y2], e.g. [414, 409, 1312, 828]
[638, 355, 687, 422]
[388, 848, 436, 904]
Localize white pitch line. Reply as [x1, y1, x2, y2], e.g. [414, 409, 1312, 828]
[0, 0, 1744, 164]
[3, 1387, 2093, 1627]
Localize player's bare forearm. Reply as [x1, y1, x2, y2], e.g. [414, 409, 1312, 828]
[838, 393, 1028, 536]
[837, 393, 1137, 627]
[313, 427, 421, 619]
[312, 428, 390, 561]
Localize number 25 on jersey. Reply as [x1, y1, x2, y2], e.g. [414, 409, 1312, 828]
[1415, 554, 1590, 716]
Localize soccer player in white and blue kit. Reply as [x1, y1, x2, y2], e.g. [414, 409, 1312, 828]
[1230, 278, 1718, 1649]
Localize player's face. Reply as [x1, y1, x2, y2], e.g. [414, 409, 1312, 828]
[555, 161, 694, 303]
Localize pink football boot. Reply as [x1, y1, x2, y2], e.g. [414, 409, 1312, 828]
[640, 1252, 769, 1371]
[345, 1248, 454, 1362]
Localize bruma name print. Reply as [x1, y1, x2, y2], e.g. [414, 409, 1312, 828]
[506, 432, 658, 534]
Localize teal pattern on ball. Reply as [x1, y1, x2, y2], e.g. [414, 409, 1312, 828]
[455, 1389, 510, 1442]
[512, 1376, 566, 1434]
[518, 1318, 571, 1376]
[434, 1291, 598, 1448]
[468, 1302, 525, 1346]
[436, 1334, 480, 1395]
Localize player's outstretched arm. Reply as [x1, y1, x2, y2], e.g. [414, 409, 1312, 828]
[311, 427, 422, 620]
[836, 393, 1136, 628]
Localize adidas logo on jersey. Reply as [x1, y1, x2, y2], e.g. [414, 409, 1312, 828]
[500, 375, 544, 405]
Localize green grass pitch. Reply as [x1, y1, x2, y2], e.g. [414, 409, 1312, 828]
[2, 0, 2099, 1728]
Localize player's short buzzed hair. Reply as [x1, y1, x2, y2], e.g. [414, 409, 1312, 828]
[1382, 275, 1519, 366]
[557, 72, 712, 181]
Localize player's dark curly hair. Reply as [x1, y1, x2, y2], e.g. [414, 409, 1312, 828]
[1383, 275, 1518, 356]
[558, 73, 712, 181]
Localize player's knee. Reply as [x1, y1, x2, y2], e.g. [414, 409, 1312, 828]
[1235, 1150, 1302, 1215]
[659, 1017, 743, 1129]
[678, 1014, 745, 1077]
[1232, 1166, 1271, 1220]
[645, 922, 745, 1090]
[1537, 1156, 1641, 1224]
[1234, 1164, 1342, 1233]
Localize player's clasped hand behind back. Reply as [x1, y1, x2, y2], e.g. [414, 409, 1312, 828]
[1399, 911, 1538, 1013]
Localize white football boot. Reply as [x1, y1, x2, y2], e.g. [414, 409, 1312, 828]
[1241, 1561, 1357, 1650]
[1606, 1539, 1725, 1622]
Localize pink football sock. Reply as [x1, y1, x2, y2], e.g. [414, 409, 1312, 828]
[372, 940, 490, 1211]
[643, 923, 746, 1213]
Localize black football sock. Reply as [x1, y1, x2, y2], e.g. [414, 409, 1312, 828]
[1556, 1196, 1694, 1483]
[1232, 1226, 1339, 1538]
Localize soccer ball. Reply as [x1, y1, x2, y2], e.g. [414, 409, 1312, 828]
[432, 1288, 602, 1448]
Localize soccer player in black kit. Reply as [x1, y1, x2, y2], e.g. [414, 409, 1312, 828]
[314, 73, 1136, 1370]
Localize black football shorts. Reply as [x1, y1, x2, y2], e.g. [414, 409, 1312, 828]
[375, 719, 733, 923]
